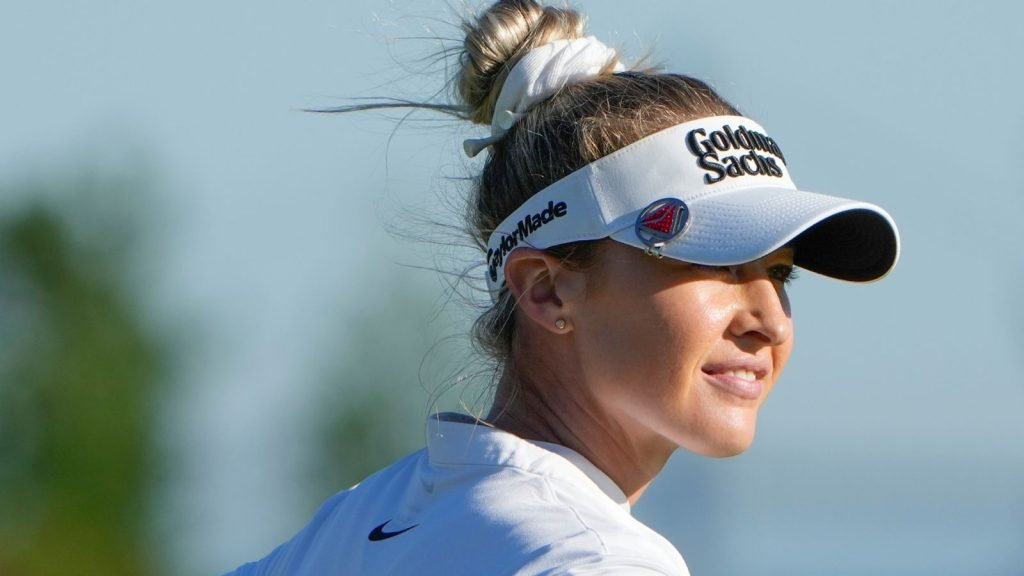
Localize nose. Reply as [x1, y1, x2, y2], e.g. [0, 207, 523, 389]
[728, 272, 793, 347]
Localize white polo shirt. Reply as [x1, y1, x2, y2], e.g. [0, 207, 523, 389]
[226, 413, 689, 575]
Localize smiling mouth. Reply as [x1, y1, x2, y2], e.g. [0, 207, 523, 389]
[701, 367, 766, 400]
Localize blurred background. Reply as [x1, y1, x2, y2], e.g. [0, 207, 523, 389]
[1, 1, 1022, 575]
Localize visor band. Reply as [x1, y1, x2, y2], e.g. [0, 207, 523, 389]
[484, 115, 900, 299]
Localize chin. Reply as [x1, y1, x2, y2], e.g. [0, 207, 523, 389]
[704, 439, 754, 458]
[685, 423, 758, 458]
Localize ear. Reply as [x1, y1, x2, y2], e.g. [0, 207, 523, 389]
[504, 248, 586, 334]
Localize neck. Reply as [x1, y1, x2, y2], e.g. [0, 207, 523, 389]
[487, 363, 674, 506]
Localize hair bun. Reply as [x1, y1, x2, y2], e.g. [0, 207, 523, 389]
[458, 0, 587, 125]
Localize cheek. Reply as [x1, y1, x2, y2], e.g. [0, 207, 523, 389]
[648, 288, 729, 360]
[572, 302, 684, 413]
[576, 307, 661, 382]
[584, 292, 722, 403]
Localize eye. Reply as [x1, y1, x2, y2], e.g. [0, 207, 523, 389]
[769, 264, 799, 285]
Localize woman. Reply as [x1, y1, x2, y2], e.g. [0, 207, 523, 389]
[227, 0, 899, 574]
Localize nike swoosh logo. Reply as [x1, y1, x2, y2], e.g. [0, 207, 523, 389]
[368, 520, 418, 542]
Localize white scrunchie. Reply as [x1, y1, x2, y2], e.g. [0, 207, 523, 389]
[463, 36, 623, 157]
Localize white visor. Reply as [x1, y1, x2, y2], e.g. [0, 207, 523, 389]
[485, 115, 900, 297]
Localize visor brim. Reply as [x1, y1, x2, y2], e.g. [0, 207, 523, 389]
[609, 186, 900, 282]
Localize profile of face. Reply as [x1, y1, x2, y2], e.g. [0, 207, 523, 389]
[570, 241, 795, 458]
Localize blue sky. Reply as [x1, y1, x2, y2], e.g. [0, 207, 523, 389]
[2, 1, 1022, 574]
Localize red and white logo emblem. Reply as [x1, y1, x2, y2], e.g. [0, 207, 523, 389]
[635, 198, 689, 248]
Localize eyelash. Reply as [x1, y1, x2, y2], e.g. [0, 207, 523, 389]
[770, 265, 799, 285]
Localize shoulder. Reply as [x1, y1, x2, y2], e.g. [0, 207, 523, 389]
[430, 447, 687, 574]
[223, 423, 689, 575]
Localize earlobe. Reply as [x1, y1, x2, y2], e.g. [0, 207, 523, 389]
[504, 249, 584, 335]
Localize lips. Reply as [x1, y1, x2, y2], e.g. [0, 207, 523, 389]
[701, 360, 769, 400]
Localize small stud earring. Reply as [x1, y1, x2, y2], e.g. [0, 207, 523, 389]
[555, 319, 567, 330]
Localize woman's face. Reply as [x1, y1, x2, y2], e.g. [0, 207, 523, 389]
[571, 241, 795, 458]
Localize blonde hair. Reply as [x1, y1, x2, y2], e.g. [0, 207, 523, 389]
[457, 0, 738, 365]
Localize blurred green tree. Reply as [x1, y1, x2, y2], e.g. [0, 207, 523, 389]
[0, 177, 164, 575]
